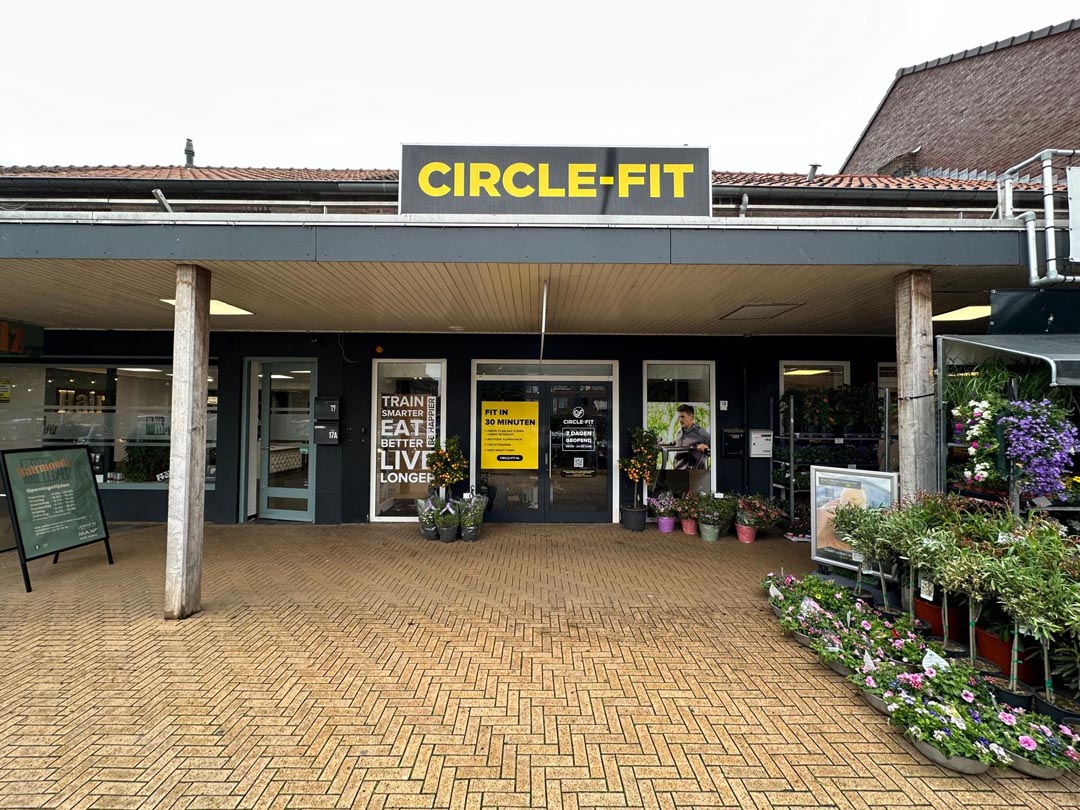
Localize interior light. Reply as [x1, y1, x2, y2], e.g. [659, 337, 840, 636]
[117, 368, 163, 373]
[270, 374, 294, 380]
[783, 369, 831, 376]
[932, 305, 992, 322]
[160, 298, 254, 316]
[289, 370, 311, 374]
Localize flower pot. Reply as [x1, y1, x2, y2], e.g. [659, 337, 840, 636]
[861, 690, 889, 715]
[1009, 754, 1063, 780]
[927, 636, 969, 659]
[699, 523, 721, 542]
[974, 627, 1040, 686]
[460, 525, 481, 542]
[966, 656, 1002, 677]
[792, 630, 813, 647]
[769, 602, 784, 619]
[420, 525, 439, 541]
[984, 676, 1035, 712]
[436, 524, 458, 542]
[906, 736, 989, 775]
[680, 518, 698, 536]
[620, 505, 647, 532]
[1034, 691, 1080, 724]
[913, 597, 967, 644]
[657, 516, 676, 533]
[735, 524, 757, 544]
[823, 658, 853, 677]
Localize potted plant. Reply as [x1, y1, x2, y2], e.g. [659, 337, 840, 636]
[675, 492, 699, 536]
[433, 499, 461, 542]
[698, 493, 736, 542]
[830, 501, 889, 605]
[735, 494, 784, 544]
[648, 491, 677, 533]
[429, 435, 469, 500]
[458, 493, 488, 542]
[618, 427, 658, 531]
[416, 495, 440, 540]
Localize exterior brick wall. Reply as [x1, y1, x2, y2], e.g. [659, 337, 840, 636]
[843, 28, 1080, 174]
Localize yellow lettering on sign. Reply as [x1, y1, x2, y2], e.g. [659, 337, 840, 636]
[617, 163, 646, 198]
[453, 162, 466, 197]
[537, 163, 565, 198]
[469, 162, 501, 197]
[649, 163, 661, 198]
[567, 163, 597, 198]
[503, 162, 535, 197]
[664, 163, 694, 197]
[418, 161, 451, 197]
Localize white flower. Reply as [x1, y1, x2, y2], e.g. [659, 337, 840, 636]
[933, 730, 948, 742]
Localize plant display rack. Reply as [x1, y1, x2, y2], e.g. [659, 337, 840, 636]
[773, 392, 888, 538]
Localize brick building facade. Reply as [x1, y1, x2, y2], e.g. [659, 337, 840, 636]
[842, 19, 1080, 176]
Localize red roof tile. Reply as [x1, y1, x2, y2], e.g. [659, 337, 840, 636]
[0, 165, 1039, 191]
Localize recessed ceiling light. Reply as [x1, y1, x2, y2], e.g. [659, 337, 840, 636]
[448, 325, 465, 332]
[270, 374, 293, 380]
[289, 370, 311, 374]
[784, 369, 831, 376]
[160, 298, 254, 316]
[117, 367, 163, 373]
[932, 305, 992, 322]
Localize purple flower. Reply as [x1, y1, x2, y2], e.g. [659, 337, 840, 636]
[999, 711, 1017, 727]
[860, 620, 872, 631]
[865, 676, 877, 689]
[1018, 735, 1037, 752]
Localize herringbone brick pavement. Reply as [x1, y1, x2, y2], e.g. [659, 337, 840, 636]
[0, 523, 1077, 810]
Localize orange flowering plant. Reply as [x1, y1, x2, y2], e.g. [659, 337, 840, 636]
[619, 427, 659, 507]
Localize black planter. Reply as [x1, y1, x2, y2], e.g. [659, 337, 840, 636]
[436, 524, 459, 542]
[461, 525, 481, 542]
[420, 525, 439, 541]
[1035, 692, 1080, 723]
[620, 505, 647, 532]
[927, 637, 969, 659]
[984, 675, 1035, 711]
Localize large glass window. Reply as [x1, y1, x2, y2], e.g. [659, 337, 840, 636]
[0, 364, 217, 490]
[779, 361, 850, 393]
[645, 361, 714, 494]
[373, 360, 445, 519]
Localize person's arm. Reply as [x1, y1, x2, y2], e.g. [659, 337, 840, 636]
[695, 428, 711, 452]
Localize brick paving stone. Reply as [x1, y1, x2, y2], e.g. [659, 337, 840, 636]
[1, 523, 1079, 809]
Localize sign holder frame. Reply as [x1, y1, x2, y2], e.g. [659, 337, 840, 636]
[0, 445, 113, 593]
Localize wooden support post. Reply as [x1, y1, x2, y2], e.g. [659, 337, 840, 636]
[895, 269, 936, 499]
[165, 263, 210, 620]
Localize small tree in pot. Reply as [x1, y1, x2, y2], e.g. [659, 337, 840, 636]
[429, 436, 469, 500]
[619, 427, 659, 531]
[830, 502, 889, 605]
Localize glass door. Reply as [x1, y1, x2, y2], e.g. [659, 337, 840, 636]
[258, 362, 315, 521]
[478, 380, 612, 522]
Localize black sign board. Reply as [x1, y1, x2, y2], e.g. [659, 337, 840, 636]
[314, 397, 341, 421]
[0, 446, 113, 592]
[401, 145, 711, 217]
[0, 318, 44, 358]
[313, 421, 341, 445]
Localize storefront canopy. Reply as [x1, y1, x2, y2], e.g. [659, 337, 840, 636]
[940, 334, 1080, 386]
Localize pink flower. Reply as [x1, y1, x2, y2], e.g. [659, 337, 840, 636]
[970, 441, 979, 448]
[954, 423, 963, 431]
[1059, 725, 1073, 737]
[892, 639, 904, 649]
[861, 620, 872, 631]
[1014, 707, 1026, 715]
[865, 676, 877, 689]
[924, 667, 937, 678]
[999, 711, 1017, 727]
[1018, 735, 1037, 751]
[1066, 748, 1079, 762]
[960, 690, 975, 703]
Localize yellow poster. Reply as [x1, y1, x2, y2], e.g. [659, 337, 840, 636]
[481, 401, 539, 469]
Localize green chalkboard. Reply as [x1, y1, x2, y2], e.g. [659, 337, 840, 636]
[1, 446, 112, 591]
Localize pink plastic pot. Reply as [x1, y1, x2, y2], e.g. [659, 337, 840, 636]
[657, 516, 676, 533]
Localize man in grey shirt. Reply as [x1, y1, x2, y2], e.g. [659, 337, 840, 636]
[673, 404, 710, 470]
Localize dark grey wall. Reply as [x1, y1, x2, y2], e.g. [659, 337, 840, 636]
[24, 330, 897, 524]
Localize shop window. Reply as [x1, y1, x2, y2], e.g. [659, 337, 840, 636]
[779, 361, 850, 393]
[0, 364, 217, 490]
[372, 360, 445, 519]
[644, 361, 714, 494]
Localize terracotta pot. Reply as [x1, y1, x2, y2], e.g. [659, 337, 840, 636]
[973, 627, 1040, 686]
[657, 516, 676, 533]
[913, 598, 967, 644]
[735, 524, 757, 544]
[680, 518, 698, 536]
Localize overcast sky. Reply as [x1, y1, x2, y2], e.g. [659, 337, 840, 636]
[3, 1, 1077, 174]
